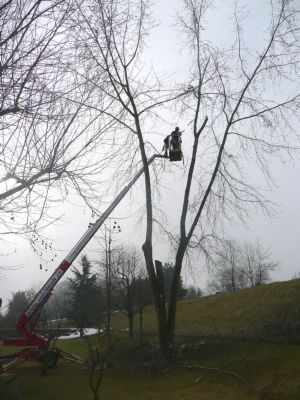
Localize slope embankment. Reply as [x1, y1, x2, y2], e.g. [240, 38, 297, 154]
[112, 279, 300, 341]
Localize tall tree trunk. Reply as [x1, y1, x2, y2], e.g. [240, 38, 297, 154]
[139, 303, 143, 344]
[154, 260, 170, 358]
[133, 117, 169, 356]
[167, 244, 186, 354]
[128, 312, 134, 340]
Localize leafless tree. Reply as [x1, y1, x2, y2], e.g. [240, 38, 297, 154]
[68, 0, 300, 358]
[162, 0, 300, 357]
[85, 334, 113, 400]
[96, 223, 123, 338]
[135, 268, 151, 343]
[0, 0, 66, 118]
[210, 239, 277, 292]
[0, 1, 118, 236]
[113, 245, 143, 339]
[68, 0, 178, 356]
[241, 241, 278, 287]
[211, 240, 245, 292]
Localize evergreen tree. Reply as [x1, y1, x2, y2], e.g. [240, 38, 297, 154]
[68, 255, 98, 336]
[163, 263, 187, 301]
[5, 291, 29, 328]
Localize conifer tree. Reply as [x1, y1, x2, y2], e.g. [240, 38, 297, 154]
[68, 255, 98, 336]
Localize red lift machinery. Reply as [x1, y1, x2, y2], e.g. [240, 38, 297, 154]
[0, 152, 182, 374]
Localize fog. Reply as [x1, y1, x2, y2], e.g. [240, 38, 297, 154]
[1, 0, 300, 312]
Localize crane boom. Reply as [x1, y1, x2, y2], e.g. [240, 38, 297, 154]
[3, 154, 164, 347]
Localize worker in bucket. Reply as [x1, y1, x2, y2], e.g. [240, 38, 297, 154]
[170, 126, 182, 151]
[162, 134, 170, 156]
[162, 127, 183, 156]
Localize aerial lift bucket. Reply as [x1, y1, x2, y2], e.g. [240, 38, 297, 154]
[169, 149, 183, 162]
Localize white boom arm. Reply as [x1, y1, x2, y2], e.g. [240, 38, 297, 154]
[14, 154, 164, 340]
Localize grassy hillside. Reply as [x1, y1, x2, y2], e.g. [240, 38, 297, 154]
[1, 279, 300, 399]
[112, 279, 300, 340]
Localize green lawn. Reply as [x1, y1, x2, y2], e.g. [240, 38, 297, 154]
[4, 340, 299, 400]
[1, 279, 300, 399]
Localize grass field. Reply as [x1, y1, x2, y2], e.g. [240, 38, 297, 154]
[3, 340, 299, 400]
[1, 279, 300, 399]
[111, 278, 300, 340]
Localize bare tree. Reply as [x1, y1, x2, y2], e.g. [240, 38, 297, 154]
[166, 0, 300, 356]
[69, 0, 177, 356]
[0, 0, 66, 118]
[69, 0, 300, 359]
[135, 268, 152, 343]
[113, 245, 142, 339]
[241, 241, 278, 287]
[0, 0, 118, 236]
[209, 239, 277, 292]
[212, 240, 245, 292]
[85, 334, 113, 400]
[96, 223, 123, 339]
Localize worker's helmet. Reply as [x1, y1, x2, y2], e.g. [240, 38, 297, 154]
[175, 126, 180, 131]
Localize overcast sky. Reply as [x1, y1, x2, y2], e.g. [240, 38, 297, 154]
[1, 0, 300, 310]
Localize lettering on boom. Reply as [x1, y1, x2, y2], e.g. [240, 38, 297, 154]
[25, 268, 64, 317]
